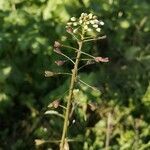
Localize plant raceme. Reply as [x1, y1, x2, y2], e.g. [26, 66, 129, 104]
[44, 13, 109, 150]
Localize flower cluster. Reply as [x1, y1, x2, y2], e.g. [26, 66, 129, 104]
[66, 13, 104, 34]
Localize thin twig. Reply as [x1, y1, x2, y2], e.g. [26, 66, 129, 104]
[59, 53, 75, 64]
[62, 44, 78, 51]
[57, 72, 72, 76]
[83, 35, 106, 42]
[45, 110, 65, 119]
[80, 51, 95, 59]
[78, 79, 99, 91]
[59, 105, 67, 110]
[36, 137, 83, 146]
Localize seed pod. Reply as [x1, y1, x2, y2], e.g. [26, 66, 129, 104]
[45, 71, 56, 77]
[55, 60, 65, 66]
[94, 57, 109, 62]
[54, 41, 61, 48]
[66, 26, 73, 33]
[48, 99, 60, 108]
[53, 48, 62, 54]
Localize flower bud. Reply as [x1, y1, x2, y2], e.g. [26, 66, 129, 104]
[99, 21, 104, 25]
[83, 25, 88, 30]
[70, 17, 76, 21]
[96, 28, 101, 32]
[93, 15, 98, 19]
[87, 28, 92, 32]
[73, 22, 78, 26]
[79, 20, 83, 24]
[90, 20, 95, 24]
[93, 24, 98, 28]
[88, 13, 93, 19]
[67, 22, 72, 26]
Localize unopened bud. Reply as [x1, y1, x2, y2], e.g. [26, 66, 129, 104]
[70, 17, 76, 21]
[96, 28, 101, 32]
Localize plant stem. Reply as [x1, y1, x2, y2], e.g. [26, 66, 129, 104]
[83, 35, 106, 42]
[60, 41, 83, 150]
[105, 112, 112, 150]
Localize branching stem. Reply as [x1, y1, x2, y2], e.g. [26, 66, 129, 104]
[60, 40, 83, 150]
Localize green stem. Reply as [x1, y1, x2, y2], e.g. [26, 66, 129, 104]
[59, 53, 75, 64]
[83, 35, 106, 42]
[62, 44, 78, 51]
[105, 112, 111, 150]
[60, 41, 83, 150]
[81, 51, 95, 59]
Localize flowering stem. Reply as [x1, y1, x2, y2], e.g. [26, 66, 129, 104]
[60, 40, 83, 150]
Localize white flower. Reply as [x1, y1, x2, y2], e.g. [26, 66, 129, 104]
[87, 28, 92, 32]
[90, 20, 95, 24]
[73, 22, 78, 26]
[93, 15, 97, 19]
[70, 17, 76, 21]
[67, 22, 72, 25]
[81, 13, 85, 18]
[83, 13, 87, 16]
[94, 19, 99, 24]
[84, 25, 88, 30]
[93, 24, 98, 28]
[99, 21, 104, 25]
[79, 20, 82, 24]
[96, 28, 101, 32]
[88, 13, 93, 19]
[85, 21, 90, 25]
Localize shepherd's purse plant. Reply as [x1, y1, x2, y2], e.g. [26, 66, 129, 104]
[44, 12, 109, 150]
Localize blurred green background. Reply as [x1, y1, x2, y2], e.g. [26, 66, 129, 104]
[0, 0, 150, 149]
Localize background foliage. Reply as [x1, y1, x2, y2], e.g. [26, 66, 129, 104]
[0, 0, 149, 149]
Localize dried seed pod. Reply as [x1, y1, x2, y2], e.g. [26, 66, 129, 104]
[94, 57, 109, 63]
[54, 41, 61, 48]
[48, 99, 60, 108]
[55, 60, 65, 66]
[53, 48, 62, 54]
[66, 26, 73, 33]
[35, 139, 45, 146]
[45, 71, 56, 77]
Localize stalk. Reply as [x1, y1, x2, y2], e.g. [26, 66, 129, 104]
[105, 112, 112, 150]
[60, 40, 83, 150]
